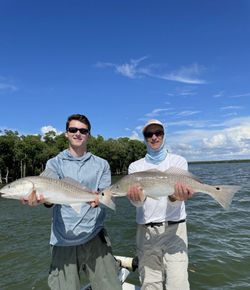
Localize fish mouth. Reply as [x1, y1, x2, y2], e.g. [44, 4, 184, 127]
[110, 193, 120, 197]
[102, 188, 118, 197]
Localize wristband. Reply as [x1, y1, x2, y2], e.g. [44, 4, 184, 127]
[168, 195, 177, 202]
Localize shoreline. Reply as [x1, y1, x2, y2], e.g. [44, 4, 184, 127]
[188, 159, 250, 165]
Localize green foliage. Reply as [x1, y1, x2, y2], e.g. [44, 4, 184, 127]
[0, 130, 146, 182]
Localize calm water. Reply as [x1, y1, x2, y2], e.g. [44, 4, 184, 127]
[0, 162, 250, 290]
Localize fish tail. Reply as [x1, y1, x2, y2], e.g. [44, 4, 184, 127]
[209, 185, 241, 209]
[99, 189, 116, 211]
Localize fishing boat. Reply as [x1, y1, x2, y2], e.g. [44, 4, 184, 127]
[81, 256, 140, 290]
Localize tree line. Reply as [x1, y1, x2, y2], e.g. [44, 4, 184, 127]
[0, 130, 146, 184]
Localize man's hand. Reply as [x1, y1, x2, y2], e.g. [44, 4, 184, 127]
[89, 191, 100, 208]
[127, 184, 145, 202]
[169, 182, 194, 202]
[21, 190, 45, 206]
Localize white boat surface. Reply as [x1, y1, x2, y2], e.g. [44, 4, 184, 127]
[122, 282, 140, 290]
[81, 256, 140, 290]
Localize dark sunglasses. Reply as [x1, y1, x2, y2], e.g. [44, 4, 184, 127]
[144, 130, 164, 138]
[67, 127, 90, 135]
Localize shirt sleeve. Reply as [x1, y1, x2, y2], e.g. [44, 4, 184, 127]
[98, 161, 111, 191]
[45, 158, 61, 179]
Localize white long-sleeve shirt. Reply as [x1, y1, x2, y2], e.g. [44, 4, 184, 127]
[128, 153, 188, 224]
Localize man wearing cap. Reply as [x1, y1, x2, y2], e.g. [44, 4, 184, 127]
[127, 119, 194, 290]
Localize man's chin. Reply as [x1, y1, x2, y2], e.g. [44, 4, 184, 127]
[150, 144, 161, 150]
[72, 140, 83, 146]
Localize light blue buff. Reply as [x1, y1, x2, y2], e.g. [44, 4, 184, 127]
[145, 135, 168, 164]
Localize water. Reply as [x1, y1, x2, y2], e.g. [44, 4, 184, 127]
[0, 162, 250, 290]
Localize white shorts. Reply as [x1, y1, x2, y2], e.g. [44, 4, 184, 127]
[136, 221, 189, 290]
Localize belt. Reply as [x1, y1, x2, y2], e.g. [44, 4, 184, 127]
[145, 219, 186, 227]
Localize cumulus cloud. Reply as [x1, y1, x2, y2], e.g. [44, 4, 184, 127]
[203, 124, 250, 149]
[172, 118, 250, 161]
[41, 125, 61, 135]
[131, 116, 250, 161]
[129, 130, 140, 140]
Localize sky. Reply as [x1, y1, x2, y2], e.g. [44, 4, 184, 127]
[0, 0, 250, 162]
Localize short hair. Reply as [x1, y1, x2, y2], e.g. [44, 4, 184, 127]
[66, 114, 91, 132]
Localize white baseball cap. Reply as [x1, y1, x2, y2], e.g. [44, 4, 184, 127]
[142, 119, 164, 134]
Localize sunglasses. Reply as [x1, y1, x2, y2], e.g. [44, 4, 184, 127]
[67, 127, 90, 135]
[144, 130, 164, 138]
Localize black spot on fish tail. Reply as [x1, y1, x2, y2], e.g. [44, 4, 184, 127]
[216, 187, 220, 190]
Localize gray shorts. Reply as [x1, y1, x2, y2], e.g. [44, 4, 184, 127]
[48, 229, 122, 290]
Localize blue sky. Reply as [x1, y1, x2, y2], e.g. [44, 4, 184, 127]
[0, 0, 250, 161]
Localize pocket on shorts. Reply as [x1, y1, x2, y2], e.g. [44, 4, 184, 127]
[48, 268, 60, 289]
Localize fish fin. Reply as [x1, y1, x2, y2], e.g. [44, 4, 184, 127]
[62, 177, 93, 192]
[70, 203, 82, 214]
[40, 169, 58, 178]
[40, 170, 91, 192]
[208, 185, 241, 209]
[144, 169, 162, 173]
[165, 167, 202, 182]
[99, 190, 116, 211]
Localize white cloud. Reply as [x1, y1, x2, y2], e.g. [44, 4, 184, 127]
[224, 116, 250, 127]
[145, 108, 172, 118]
[203, 133, 227, 148]
[0, 83, 18, 93]
[97, 58, 207, 84]
[213, 91, 224, 98]
[176, 110, 201, 117]
[229, 93, 250, 98]
[116, 63, 137, 78]
[132, 116, 250, 161]
[129, 130, 140, 140]
[116, 57, 149, 78]
[177, 88, 197, 96]
[160, 63, 206, 84]
[169, 118, 250, 161]
[201, 124, 250, 158]
[41, 125, 61, 135]
[222, 112, 238, 117]
[221, 106, 242, 110]
[167, 120, 209, 128]
[96, 56, 149, 79]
